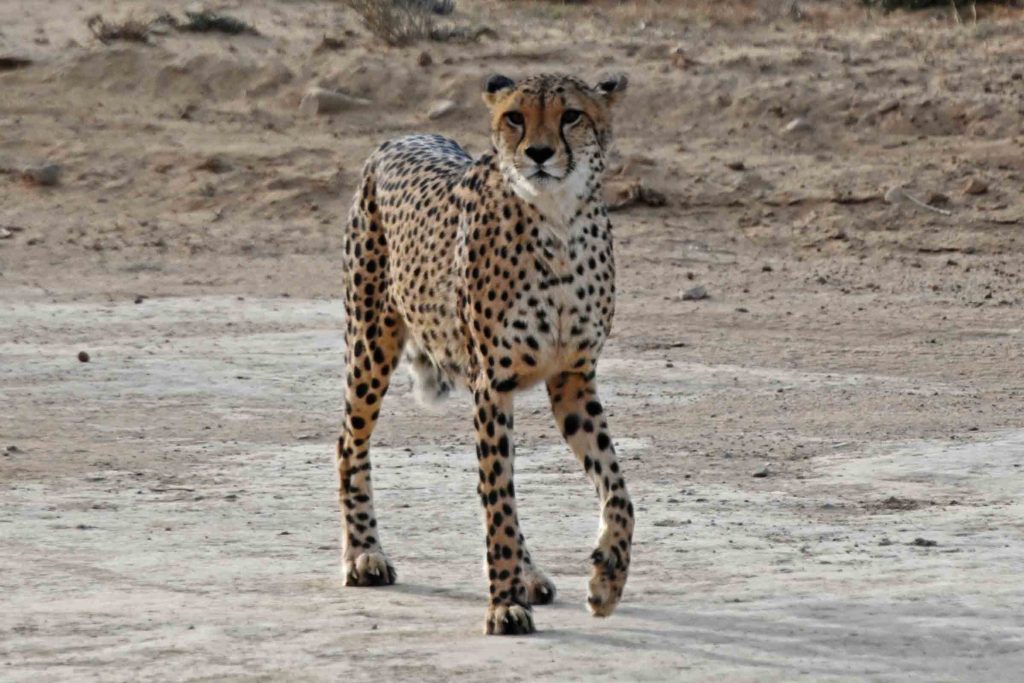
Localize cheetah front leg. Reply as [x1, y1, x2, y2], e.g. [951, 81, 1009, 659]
[473, 385, 535, 635]
[547, 372, 635, 617]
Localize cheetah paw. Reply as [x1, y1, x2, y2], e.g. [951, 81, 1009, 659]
[523, 566, 557, 605]
[485, 603, 535, 636]
[587, 544, 629, 617]
[343, 551, 396, 587]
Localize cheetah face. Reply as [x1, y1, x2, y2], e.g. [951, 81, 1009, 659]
[482, 73, 627, 206]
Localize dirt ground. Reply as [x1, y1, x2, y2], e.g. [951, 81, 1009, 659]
[2, 0, 1024, 680]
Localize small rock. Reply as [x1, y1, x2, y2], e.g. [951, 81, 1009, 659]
[926, 191, 950, 207]
[681, 285, 708, 301]
[427, 99, 456, 120]
[752, 466, 770, 478]
[762, 264, 773, 272]
[134, 295, 146, 304]
[313, 36, 346, 53]
[875, 100, 899, 116]
[21, 163, 61, 186]
[77, 351, 90, 363]
[783, 117, 812, 134]
[299, 87, 369, 116]
[6, 445, 20, 453]
[726, 160, 746, 171]
[417, 51, 432, 67]
[878, 537, 893, 546]
[196, 156, 232, 174]
[669, 46, 701, 70]
[0, 228, 12, 239]
[911, 537, 938, 547]
[962, 177, 988, 196]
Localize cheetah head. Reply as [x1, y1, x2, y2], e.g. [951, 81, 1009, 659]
[482, 73, 627, 212]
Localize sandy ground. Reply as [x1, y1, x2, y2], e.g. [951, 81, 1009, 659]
[2, 0, 1024, 680]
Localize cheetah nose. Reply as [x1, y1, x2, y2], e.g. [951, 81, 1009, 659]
[524, 145, 555, 165]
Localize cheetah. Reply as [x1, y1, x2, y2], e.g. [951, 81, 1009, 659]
[337, 73, 634, 635]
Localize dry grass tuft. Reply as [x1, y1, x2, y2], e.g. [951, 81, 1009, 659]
[345, 0, 435, 46]
[86, 14, 153, 44]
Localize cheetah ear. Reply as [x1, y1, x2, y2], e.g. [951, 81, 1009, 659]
[595, 74, 628, 107]
[482, 74, 515, 107]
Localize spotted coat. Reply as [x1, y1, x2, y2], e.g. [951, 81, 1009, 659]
[336, 73, 635, 635]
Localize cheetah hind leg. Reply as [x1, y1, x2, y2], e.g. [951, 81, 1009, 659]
[404, 345, 452, 408]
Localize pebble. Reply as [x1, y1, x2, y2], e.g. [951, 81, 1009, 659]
[681, 285, 708, 301]
[78, 351, 90, 363]
[299, 87, 369, 116]
[21, 163, 61, 186]
[752, 466, 770, 478]
[427, 99, 456, 120]
[783, 117, 812, 134]
[726, 160, 746, 171]
[417, 51, 432, 67]
[962, 177, 988, 195]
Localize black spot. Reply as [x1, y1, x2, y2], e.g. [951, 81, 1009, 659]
[598, 433, 611, 450]
[586, 401, 603, 416]
[494, 377, 518, 393]
[564, 414, 581, 436]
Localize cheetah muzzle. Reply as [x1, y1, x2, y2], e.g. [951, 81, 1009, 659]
[335, 72, 635, 635]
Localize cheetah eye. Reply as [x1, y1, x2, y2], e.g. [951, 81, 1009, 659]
[561, 109, 583, 126]
[504, 111, 524, 127]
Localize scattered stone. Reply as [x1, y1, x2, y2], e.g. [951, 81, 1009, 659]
[6, 445, 20, 453]
[726, 160, 746, 171]
[783, 117, 812, 134]
[762, 264, 773, 272]
[196, 156, 231, 173]
[0, 56, 33, 71]
[417, 51, 433, 67]
[680, 285, 708, 301]
[669, 46, 701, 70]
[78, 351, 90, 363]
[314, 36, 346, 54]
[912, 537, 938, 547]
[962, 177, 988, 196]
[607, 180, 667, 211]
[926, 192, 950, 207]
[299, 87, 369, 116]
[880, 496, 919, 511]
[427, 99, 456, 120]
[21, 164, 61, 186]
[752, 466, 770, 478]
[879, 537, 893, 546]
[0, 227, 12, 239]
[134, 295, 146, 304]
[735, 307, 749, 313]
[875, 100, 900, 116]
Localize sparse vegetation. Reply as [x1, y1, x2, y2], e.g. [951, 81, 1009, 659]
[344, 0, 436, 46]
[86, 10, 258, 45]
[344, 0, 492, 46]
[175, 10, 260, 36]
[860, 0, 1013, 11]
